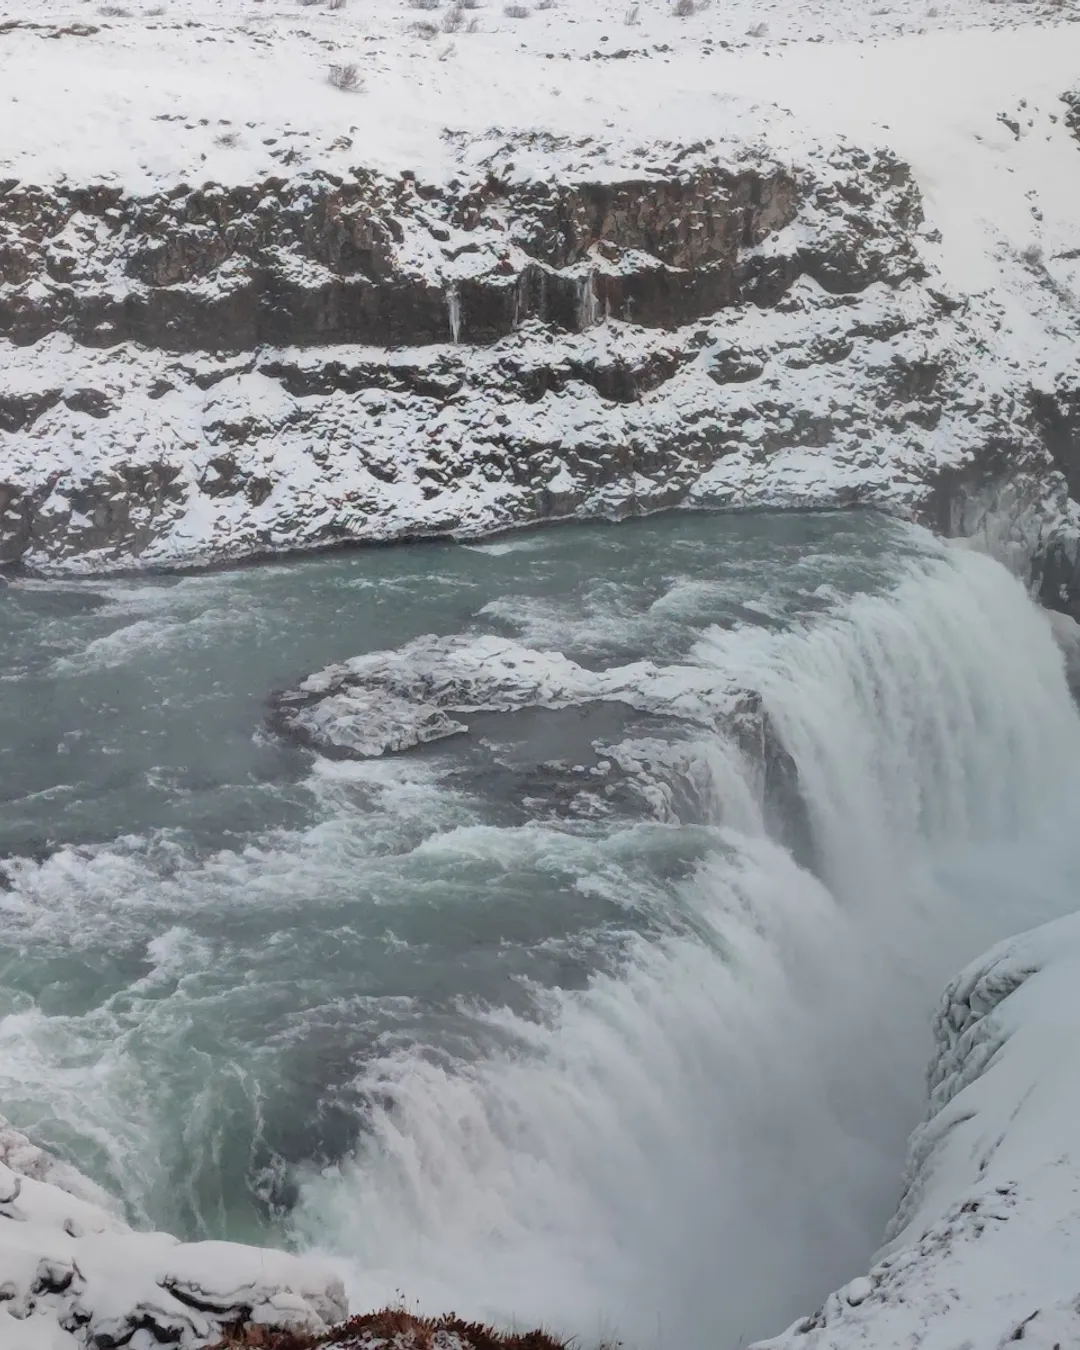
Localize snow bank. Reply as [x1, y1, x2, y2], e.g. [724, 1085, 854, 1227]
[756, 911, 1080, 1350]
[0, 1118, 346, 1349]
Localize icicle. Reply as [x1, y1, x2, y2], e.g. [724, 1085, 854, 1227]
[577, 269, 601, 331]
[447, 283, 462, 344]
[512, 272, 529, 332]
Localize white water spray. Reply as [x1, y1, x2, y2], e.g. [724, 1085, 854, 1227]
[292, 548, 1080, 1348]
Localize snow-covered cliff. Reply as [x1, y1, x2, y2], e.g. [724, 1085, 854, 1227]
[4, 0, 1080, 606]
[756, 911, 1080, 1350]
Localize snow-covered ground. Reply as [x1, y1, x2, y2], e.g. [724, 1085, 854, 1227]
[0, 1117, 346, 1348]
[0, 0, 1076, 196]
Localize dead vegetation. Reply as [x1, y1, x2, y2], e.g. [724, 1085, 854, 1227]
[327, 61, 362, 88]
[212, 1309, 570, 1350]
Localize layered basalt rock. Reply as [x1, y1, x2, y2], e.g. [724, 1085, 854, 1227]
[0, 136, 943, 573]
[0, 142, 919, 352]
[0, 126, 1077, 602]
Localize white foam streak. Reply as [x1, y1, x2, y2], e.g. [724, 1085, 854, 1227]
[294, 547, 1080, 1349]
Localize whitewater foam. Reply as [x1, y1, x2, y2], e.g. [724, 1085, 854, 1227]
[3, 518, 1077, 1349]
[290, 545, 1080, 1350]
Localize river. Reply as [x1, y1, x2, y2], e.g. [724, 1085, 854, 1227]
[2, 510, 1078, 1348]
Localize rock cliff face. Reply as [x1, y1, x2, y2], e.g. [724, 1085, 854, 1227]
[0, 153, 815, 350]
[3, 6, 1080, 606]
[754, 910, 1080, 1350]
[6, 132, 1060, 583]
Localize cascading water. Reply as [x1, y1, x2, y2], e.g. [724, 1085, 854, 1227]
[290, 548, 1080, 1348]
[1, 514, 1079, 1350]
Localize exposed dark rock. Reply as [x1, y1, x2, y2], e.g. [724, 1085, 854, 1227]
[1062, 87, 1080, 142]
[0, 149, 918, 355]
[63, 387, 113, 418]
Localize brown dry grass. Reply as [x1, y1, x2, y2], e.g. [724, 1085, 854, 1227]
[214, 1308, 569, 1350]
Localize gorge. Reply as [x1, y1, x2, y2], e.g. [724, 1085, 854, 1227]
[4, 1, 1080, 1348]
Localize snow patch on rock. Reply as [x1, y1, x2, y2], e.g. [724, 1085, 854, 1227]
[0, 1117, 347, 1349]
[270, 633, 758, 759]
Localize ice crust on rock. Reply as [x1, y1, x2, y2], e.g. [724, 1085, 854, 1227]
[270, 634, 752, 759]
[0, 1118, 346, 1349]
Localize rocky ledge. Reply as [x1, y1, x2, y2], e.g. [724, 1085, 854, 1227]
[0, 1117, 346, 1348]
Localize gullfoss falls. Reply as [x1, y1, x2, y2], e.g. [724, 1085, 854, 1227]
[1, 511, 1079, 1349]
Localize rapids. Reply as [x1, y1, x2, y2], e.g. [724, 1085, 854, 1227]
[1, 510, 1077, 1348]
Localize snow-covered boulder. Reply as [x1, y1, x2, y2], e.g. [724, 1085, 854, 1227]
[268, 633, 769, 759]
[755, 911, 1080, 1350]
[0, 1119, 347, 1349]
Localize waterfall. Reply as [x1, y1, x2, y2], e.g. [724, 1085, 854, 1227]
[291, 547, 1080, 1349]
